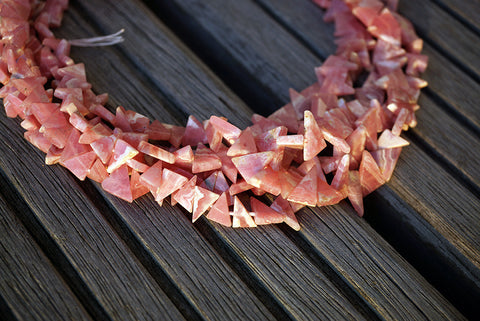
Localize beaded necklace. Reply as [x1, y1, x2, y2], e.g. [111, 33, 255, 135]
[0, 0, 427, 229]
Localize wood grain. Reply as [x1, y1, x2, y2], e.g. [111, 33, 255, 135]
[296, 203, 466, 320]
[142, 0, 322, 114]
[104, 192, 370, 321]
[0, 194, 92, 321]
[413, 94, 480, 188]
[387, 144, 480, 266]
[432, 0, 480, 32]
[420, 46, 480, 131]
[71, 0, 253, 129]
[365, 182, 480, 316]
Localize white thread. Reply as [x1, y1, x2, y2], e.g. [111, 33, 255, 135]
[69, 29, 125, 47]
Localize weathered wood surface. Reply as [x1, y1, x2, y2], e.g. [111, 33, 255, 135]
[429, 0, 480, 43]
[1, 0, 478, 320]
[0, 193, 91, 321]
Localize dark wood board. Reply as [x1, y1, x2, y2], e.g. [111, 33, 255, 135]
[101, 191, 371, 321]
[143, 0, 322, 113]
[432, 0, 480, 32]
[68, 0, 253, 128]
[387, 143, 480, 265]
[0, 194, 92, 321]
[413, 94, 480, 188]
[295, 202, 468, 320]
[419, 46, 480, 132]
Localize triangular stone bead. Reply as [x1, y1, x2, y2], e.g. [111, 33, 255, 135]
[227, 127, 257, 157]
[251, 197, 284, 225]
[206, 192, 231, 227]
[304, 110, 326, 161]
[287, 166, 318, 206]
[101, 164, 133, 203]
[192, 186, 219, 222]
[232, 196, 256, 228]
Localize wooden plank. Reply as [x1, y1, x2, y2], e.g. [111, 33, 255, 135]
[59, 3, 374, 320]
[0, 120, 186, 321]
[363, 143, 480, 314]
[432, 0, 480, 32]
[213, 209, 464, 321]
[413, 93, 480, 188]
[72, 0, 465, 319]
[0, 194, 92, 321]
[142, 0, 322, 114]
[385, 144, 480, 266]
[67, 2, 252, 128]
[420, 46, 480, 131]
[294, 202, 473, 320]
[365, 177, 480, 318]
[397, 1, 480, 79]
[102, 193, 373, 321]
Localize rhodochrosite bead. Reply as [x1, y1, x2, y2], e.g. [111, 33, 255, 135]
[0, 0, 427, 230]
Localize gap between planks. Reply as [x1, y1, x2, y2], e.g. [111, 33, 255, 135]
[0, 167, 112, 321]
[76, 179, 243, 321]
[363, 187, 480, 318]
[428, 0, 480, 37]
[0, 190, 93, 321]
[397, 0, 480, 84]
